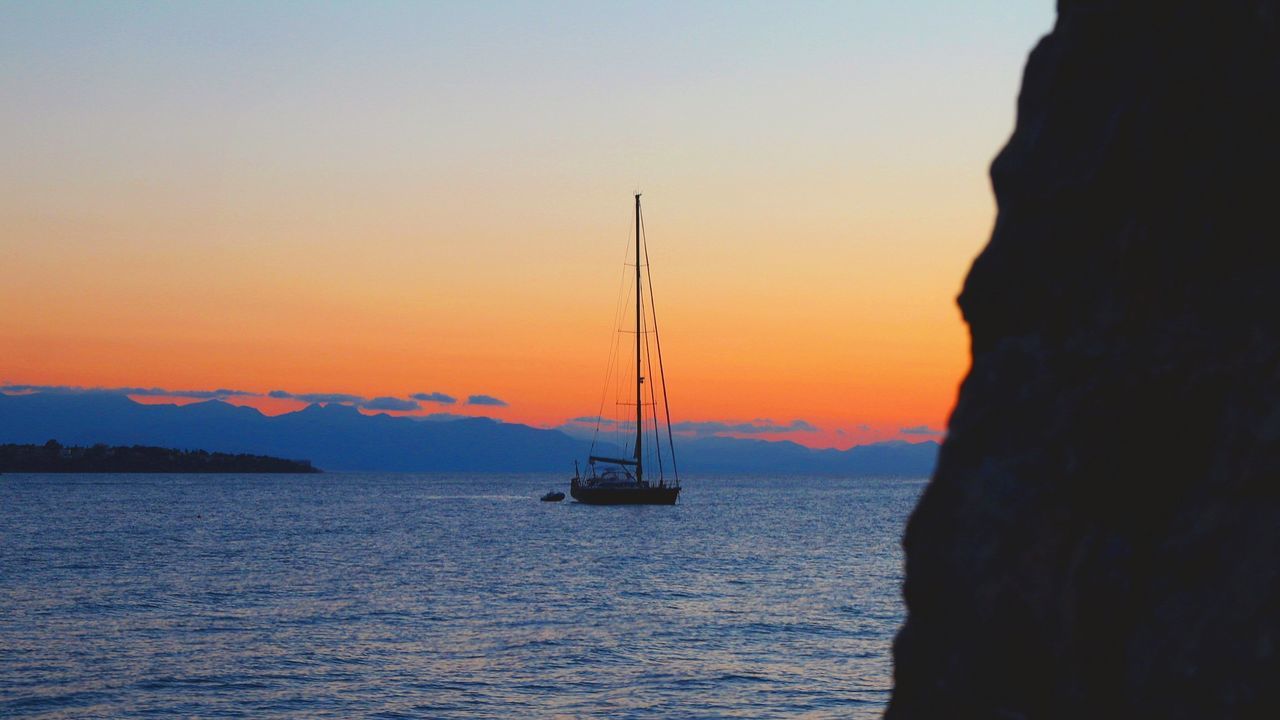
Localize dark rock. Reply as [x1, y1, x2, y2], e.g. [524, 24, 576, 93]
[889, 2, 1280, 718]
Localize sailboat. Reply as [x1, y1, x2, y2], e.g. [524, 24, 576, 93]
[570, 194, 681, 505]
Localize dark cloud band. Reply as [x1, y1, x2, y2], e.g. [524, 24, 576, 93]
[3, 384, 502, 415]
[360, 396, 421, 412]
[566, 415, 818, 436]
[900, 425, 942, 435]
[268, 390, 366, 404]
[1, 384, 259, 400]
[467, 394, 509, 407]
[670, 418, 819, 436]
[411, 392, 457, 405]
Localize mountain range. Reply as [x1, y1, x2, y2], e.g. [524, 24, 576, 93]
[0, 392, 938, 476]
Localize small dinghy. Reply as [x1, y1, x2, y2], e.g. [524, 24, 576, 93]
[540, 490, 565, 502]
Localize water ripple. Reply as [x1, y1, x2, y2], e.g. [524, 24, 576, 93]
[0, 473, 922, 718]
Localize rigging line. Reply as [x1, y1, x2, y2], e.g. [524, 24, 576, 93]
[641, 273, 664, 481]
[591, 273, 627, 455]
[616, 279, 634, 458]
[638, 202, 664, 481]
[641, 208, 679, 485]
[590, 225, 639, 458]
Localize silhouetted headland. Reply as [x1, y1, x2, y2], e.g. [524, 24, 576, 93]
[0, 441, 320, 473]
[890, 2, 1280, 718]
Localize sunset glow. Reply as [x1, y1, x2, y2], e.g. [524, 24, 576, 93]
[0, 2, 1055, 448]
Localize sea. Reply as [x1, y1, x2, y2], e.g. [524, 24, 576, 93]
[0, 473, 926, 719]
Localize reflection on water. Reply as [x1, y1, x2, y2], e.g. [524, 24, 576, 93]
[0, 473, 924, 718]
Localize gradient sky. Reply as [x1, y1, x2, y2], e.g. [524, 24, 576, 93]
[0, 1, 1055, 448]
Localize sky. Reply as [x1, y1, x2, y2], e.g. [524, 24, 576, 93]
[0, 1, 1056, 449]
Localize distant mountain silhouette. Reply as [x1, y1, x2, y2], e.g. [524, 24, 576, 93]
[0, 392, 937, 475]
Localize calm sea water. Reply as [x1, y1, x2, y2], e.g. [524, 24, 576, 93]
[0, 473, 924, 719]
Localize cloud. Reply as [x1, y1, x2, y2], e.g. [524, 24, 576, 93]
[669, 418, 819, 436]
[901, 425, 943, 435]
[2, 384, 92, 395]
[359, 396, 421, 412]
[556, 415, 640, 440]
[566, 415, 812, 437]
[566, 416, 635, 429]
[415, 412, 480, 422]
[3, 383, 463, 414]
[467, 394, 508, 407]
[133, 388, 259, 399]
[106, 386, 168, 396]
[1, 384, 258, 400]
[411, 392, 457, 405]
[3, 384, 505, 414]
[268, 390, 365, 404]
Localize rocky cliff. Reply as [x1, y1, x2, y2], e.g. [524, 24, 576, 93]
[889, 2, 1280, 717]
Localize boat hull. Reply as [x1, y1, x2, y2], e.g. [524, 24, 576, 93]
[570, 483, 680, 505]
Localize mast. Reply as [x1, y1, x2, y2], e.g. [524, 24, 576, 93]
[634, 193, 643, 482]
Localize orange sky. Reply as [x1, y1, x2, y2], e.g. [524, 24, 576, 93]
[0, 3, 1055, 449]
